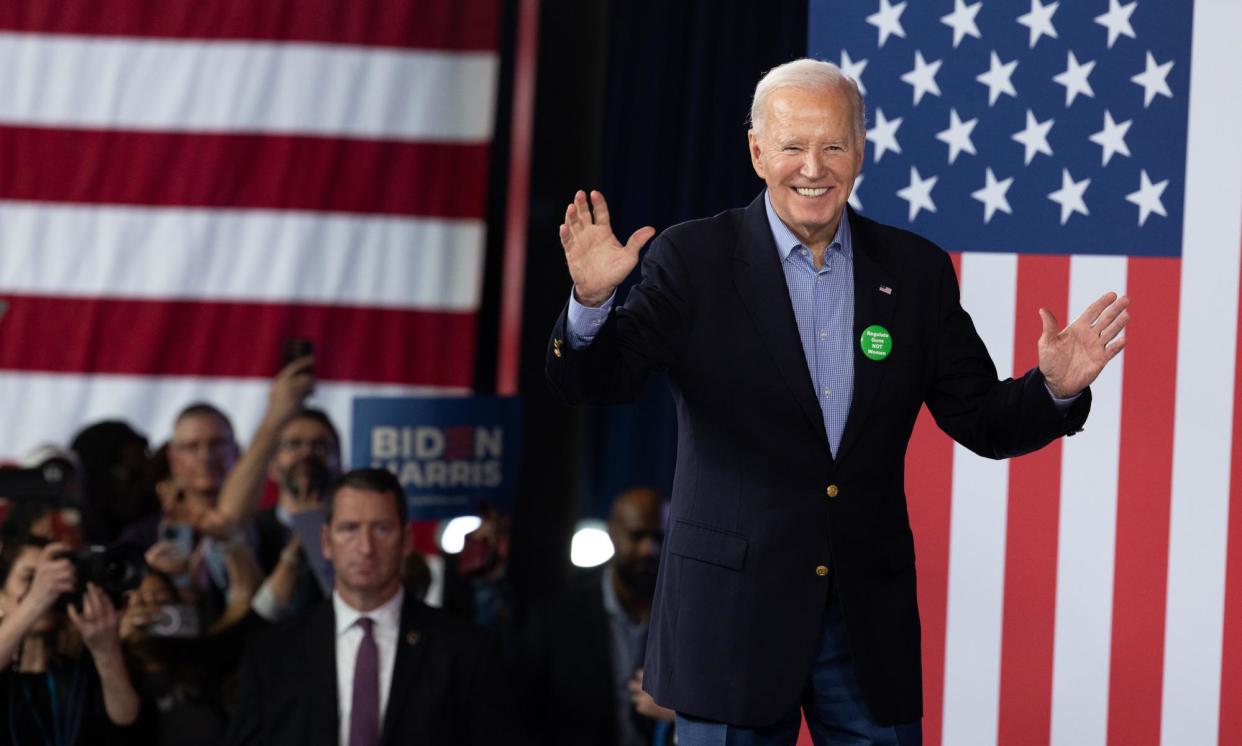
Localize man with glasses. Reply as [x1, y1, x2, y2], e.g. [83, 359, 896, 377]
[118, 401, 239, 550]
[117, 401, 255, 630]
[169, 402, 241, 514]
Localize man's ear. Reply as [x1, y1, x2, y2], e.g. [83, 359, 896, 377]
[321, 523, 332, 563]
[748, 130, 766, 180]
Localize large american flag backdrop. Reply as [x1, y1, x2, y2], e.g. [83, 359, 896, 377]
[0, 1, 500, 463]
[810, 0, 1242, 744]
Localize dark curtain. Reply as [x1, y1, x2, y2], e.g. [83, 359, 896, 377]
[508, 0, 807, 605]
[577, 1, 809, 518]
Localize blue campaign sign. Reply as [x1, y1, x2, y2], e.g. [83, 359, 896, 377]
[351, 396, 523, 520]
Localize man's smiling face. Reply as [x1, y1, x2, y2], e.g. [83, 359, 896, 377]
[748, 83, 864, 252]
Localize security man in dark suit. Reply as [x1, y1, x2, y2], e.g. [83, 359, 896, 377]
[547, 58, 1129, 744]
[224, 468, 522, 746]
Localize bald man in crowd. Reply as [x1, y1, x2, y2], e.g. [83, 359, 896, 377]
[519, 487, 675, 746]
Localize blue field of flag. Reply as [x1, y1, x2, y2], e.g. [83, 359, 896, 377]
[808, 0, 1192, 257]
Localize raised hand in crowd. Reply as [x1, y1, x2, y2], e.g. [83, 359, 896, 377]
[250, 535, 303, 621]
[211, 533, 261, 634]
[142, 474, 262, 634]
[119, 572, 173, 643]
[19, 542, 75, 614]
[144, 540, 192, 580]
[68, 582, 141, 725]
[210, 355, 317, 535]
[67, 582, 123, 653]
[153, 474, 221, 545]
[560, 190, 655, 307]
[0, 542, 75, 663]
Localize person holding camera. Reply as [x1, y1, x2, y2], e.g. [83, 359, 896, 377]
[0, 537, 141, 744]
[118, 566, 261, 745]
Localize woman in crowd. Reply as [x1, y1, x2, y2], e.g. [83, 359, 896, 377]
[0, 536, 141, 744]
[120, 569, 245, 745]
[115, 461, 262, 746]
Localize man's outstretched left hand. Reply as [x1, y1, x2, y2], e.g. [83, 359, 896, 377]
[1038, 291, 1130, 398]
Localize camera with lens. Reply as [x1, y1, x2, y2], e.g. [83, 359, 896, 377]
[55, 544, 147, 607]
[2, 464, 144, 604]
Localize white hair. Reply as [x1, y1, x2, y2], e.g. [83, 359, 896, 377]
[749, 58, 866, 140]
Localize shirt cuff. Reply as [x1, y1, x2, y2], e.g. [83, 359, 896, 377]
[250, 581, 284, 621]
[566, 288, 615, 349]
[1044, 382, 1081, 412]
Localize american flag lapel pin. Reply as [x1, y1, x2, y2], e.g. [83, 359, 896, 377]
[879, 285, 892, 295]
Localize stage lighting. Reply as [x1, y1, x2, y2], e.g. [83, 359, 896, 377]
[438, 515, 482, 554]
[570, 519, 613, 568]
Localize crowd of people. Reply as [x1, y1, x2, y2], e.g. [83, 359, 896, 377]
[0, 355, 672, 745]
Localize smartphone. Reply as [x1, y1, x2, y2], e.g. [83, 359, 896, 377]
[157, 520, 195, 558]
[148, 604, 201, 638]
[282, 337, 314, 368]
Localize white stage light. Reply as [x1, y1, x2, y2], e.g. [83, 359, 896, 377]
[570, 520, 614, 568]
[438, 515, 482, 554]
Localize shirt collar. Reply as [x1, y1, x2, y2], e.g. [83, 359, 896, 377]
[763, 189, 853, 262]
[601, 565, 622, 619]
[334, 586, 404, 636]
[600, 564, 645, 629]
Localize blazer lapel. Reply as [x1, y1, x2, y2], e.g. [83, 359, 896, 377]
[379, 594, 430, 745]
[836, 211, 897, 465]
[732, 194, 831, 449]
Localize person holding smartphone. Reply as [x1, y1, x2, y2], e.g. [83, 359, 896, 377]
[207, 350, 340, 621]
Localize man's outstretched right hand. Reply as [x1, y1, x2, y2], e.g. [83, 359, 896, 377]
[560, 190, 655, 307]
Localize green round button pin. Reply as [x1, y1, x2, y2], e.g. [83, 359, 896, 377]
[860, 325, 892, 361]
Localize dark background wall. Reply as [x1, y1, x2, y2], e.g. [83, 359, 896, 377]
[475, 0, 808, 605]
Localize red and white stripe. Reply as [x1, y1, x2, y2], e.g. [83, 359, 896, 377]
[0, 0, 499, 461]
[911, 2, 1242, 742]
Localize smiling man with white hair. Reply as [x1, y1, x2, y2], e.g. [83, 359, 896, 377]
[548, 58, 1128, 745]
